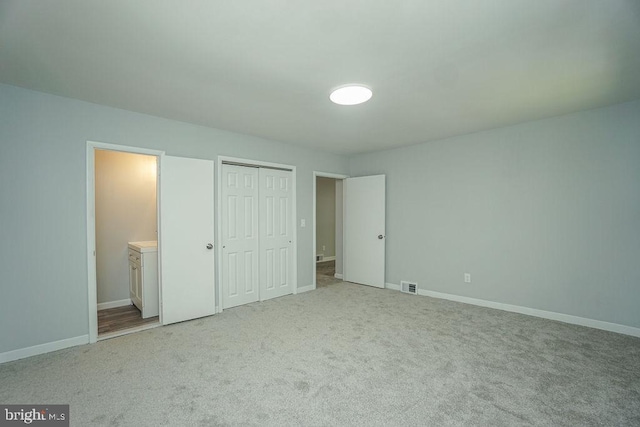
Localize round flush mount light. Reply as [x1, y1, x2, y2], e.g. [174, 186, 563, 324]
[329, 85, 372, 106]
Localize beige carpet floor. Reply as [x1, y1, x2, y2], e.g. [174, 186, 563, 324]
[1, 282, 639, 426]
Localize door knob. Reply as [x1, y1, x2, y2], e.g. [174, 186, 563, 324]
[206, 243, 213, 250]
[378, 235, 384, 239]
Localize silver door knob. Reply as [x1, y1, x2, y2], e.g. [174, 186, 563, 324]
[378, 235, 384, 239]
[206, 243, 213, 250]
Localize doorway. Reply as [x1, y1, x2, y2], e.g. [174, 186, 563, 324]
[88, 144, 163, 341]
[313, 172, 387, 290]
[313, 172, 349, 289]
[88, 143, 219, 343]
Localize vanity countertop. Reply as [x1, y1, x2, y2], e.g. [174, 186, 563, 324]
[128, 240, 158, 253]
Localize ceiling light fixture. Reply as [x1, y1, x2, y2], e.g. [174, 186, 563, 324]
[329, 85, 372, 106]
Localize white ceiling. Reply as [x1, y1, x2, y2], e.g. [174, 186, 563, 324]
[1, 1, 639, 154]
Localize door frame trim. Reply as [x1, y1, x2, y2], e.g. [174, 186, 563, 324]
[216, 156, 298, 313]
[313, 171, 349, 290]
[86, 141, 165, 344]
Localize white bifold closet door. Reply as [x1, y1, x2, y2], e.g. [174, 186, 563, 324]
[221, 165, 294, 308]
[221, 164, 259, 309]
[259, 168, 294, 301]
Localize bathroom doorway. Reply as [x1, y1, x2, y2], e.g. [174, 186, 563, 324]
[93, 148, 160, 339]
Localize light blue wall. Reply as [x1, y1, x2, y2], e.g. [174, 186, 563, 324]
[0, 84, 348, 353]
[349, 100, 640, 328]
[2, 82, 639, 356]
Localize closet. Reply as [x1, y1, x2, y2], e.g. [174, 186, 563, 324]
[221, 163, 294, 309]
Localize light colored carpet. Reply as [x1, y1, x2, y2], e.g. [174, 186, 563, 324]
[1, 282, 639, 426]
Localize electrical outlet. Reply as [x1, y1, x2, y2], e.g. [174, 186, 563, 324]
[300, 219, 305, 227]
[322, 245, 326, 251]
[464, 273, 471, 283]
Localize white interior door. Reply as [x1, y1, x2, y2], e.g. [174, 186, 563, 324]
[344, 175, 386, 288]
[160, 156, 216, 325]
[259, 168, 294, 301]
[221, 164, 259, 309]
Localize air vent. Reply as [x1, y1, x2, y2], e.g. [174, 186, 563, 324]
[400, 281, 418, 295]
[316, 254, 324, 262]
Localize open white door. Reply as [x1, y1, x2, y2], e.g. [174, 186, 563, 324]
[344, 175, 386, 288]
[160, 156, 216, 325]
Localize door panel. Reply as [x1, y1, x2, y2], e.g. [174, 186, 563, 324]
[259, 168, 294, 300]
[221, 164, 259, 309]
[129, 261, 142, 309]
[344, 175, 386, 288]
[160, 156, 216, 325]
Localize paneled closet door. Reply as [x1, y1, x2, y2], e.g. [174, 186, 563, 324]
[221, 164, 260, 309]
[259, 168, 294, 301]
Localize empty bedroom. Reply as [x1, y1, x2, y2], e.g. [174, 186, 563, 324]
[1, 1, 639, 426]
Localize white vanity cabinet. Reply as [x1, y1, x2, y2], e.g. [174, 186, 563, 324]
[128, 241, 159, 318]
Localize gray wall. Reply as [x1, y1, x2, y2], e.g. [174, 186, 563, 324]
[95, 150, 157, 304]
[316, 177, 336, 258]
[0, 84, 348, 354]
[350, 100, 640, 329]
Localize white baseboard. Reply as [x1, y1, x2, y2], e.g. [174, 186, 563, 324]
[385, 282, 400, 291]
[317, 256, 336, 263]
[334, 273, 343, 279]
[0, 335, 89, 364]
[97, 299, 132, 311]
[297, 284, 314, 293]
[386, 283, 640, 338]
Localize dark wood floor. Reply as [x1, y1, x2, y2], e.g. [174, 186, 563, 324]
[98, 304, 159, 335]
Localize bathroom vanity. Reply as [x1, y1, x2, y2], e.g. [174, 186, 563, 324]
[128, 241, 159, 318]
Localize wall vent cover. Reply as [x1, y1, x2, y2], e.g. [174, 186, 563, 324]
[400, 281, 418, 295]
